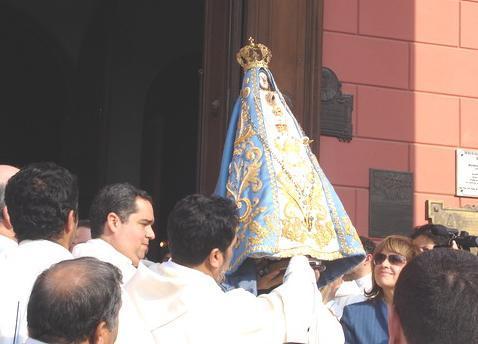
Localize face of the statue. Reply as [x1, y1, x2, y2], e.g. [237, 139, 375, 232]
[259, 71, 270, 90]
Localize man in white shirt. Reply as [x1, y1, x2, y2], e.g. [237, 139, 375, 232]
[27, 257, 122, 344]
[72, 183, 157, 344]
[327, 236, 375, 319]
[0, 162, 78, 344]
[126, 194, 322, 344]
[73, 183, 155, 283]
[0, 165, 19, 254]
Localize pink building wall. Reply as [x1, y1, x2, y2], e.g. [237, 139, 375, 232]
[320, 0, 478, 237]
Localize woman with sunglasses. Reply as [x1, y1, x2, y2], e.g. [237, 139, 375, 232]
[340, 235, 418, 344]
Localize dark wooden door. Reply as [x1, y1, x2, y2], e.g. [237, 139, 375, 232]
[197, 0, 243, 194]
[198, 0, 323, 194]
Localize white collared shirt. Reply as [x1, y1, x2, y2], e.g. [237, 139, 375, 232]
[126, 256, 343, 344]
[0, 235, 17, 255]
[72, 239, 156, 344]
[72, 238, 137, 284]
[0, 240, 73, 344]
[327, 273, 373, 319]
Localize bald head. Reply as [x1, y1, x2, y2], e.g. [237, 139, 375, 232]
[0, 165, 19, 184]
[28, 257, 122, 344]
[0, 165, 18, 237]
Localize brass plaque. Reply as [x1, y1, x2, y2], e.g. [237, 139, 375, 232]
[426, 200, 478, 236]
[369, 169, 413, 237]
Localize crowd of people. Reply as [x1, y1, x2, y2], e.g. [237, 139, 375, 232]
[0, 162, 477, 344]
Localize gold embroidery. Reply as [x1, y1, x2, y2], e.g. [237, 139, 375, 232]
[242, 87, 250, 98]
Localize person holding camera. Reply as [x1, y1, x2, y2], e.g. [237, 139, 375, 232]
[410, 224, 451, 252]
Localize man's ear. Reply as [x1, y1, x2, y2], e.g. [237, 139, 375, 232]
[207, 248, 224, 270]
[106, 212, 122, 233]
[93, 321, 116, 344]
[65, 210, 77, 235]
[365, 253, 373, 263]
[388, 304, 408, 344]
[2, 207, 13, 230]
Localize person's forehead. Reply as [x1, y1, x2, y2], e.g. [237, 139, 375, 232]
[413, 235, 435, 245]
[129, 197, 154, 218]
[379, 248, 400, 255]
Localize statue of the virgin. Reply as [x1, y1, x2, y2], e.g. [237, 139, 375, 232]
[215, 38, 364, 287]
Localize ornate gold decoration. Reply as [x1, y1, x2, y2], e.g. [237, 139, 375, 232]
[226, 98, 270, 252]
[302, 136, 314, 145]
[236, 37, 272, 71]
[242, 87, 250, 98]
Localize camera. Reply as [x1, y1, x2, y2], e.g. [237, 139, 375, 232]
[431, 226, 478, 250]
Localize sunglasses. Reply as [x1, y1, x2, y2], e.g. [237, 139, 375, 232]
[373, 253, 407, 266]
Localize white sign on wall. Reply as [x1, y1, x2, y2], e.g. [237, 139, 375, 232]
[456, 149, 478, 198]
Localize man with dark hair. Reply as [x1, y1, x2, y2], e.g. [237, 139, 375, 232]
[389, 248, 478, 344]
[328, 236, 376, 319]
[73, 183, 155, 344]
[27, 257, 122, 344]
[73, 183, 155, 283]
[0, 165, 19, 254]
[127, 194, 322, 344]
[410, 224, 451, 252]
[0, 162, 78, 343]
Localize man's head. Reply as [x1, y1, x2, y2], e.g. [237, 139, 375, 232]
[27, 257, 122, 344]
[167, 194, 238, 283]
[390, 249, 478, 344]
[4, 162, 78, 247]
[344, 236, 376, 281]
[71, 219, 92, 250]
[89, 183, 155, 266]
[410, 224, 451, 252]
[0, 164, 19, 239]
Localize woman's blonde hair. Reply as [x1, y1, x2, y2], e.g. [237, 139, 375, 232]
[365, 235, 418, 299]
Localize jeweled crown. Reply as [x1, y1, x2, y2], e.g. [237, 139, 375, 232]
[236, 37, 272, 70]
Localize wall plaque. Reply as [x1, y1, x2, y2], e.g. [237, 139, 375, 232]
[320, 67, 353, 142]
[369, 169, 413, 237]
[456, 148, 478, 198]
[426, 200, 478, 236]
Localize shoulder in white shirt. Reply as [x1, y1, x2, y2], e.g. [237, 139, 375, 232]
[0, 239, 72, 344]
[125, 256, 340, 344]
[73, 238, 136, 284]
[0, 235, 17, 255]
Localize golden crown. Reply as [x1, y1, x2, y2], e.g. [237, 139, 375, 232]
[236, 37, 272, 70]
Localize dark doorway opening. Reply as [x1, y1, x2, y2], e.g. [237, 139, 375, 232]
[140, 4, 204, 261]
[0, 1, 205, 262]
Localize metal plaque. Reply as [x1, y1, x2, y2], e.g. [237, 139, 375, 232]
[456, 148, 478, 198]
[369, 169, 413, 237]
[426, 200, 478, 254]
[320, 67, 353, 142]
[426, 200, 478, 236]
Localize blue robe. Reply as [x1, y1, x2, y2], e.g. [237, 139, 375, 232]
[216, 66, 364, 286]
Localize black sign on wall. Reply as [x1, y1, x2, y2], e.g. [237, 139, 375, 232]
[320, 67, 353, 142]
[369, 169, 413, 237]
